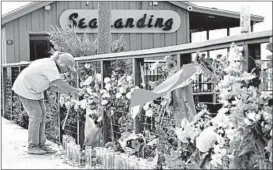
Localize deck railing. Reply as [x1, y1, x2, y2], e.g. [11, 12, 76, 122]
[2, 30, 272, 145]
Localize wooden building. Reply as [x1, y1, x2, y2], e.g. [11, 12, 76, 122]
[1, 1, 263, 63]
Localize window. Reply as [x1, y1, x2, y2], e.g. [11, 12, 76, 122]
[209, 28, 227, 40]
[191, 31, 207, 43]
[29, 35, 53, 61]
[230, 27, 241, 36]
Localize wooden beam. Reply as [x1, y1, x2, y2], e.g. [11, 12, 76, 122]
[132, 58, 144, 134]
[75, 62, 80, 145]
[251, 24, 254, 32]
[2, 67, 7, 117]
[101, 60, 111, 145]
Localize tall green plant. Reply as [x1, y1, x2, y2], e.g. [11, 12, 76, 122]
[46, 25, 129, 57]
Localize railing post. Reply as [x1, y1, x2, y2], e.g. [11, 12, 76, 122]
[101, 60, 111, 145]
[75, 62, 80, 145]
[133, 58, 144, 134]
[243, 44, 249, 72]
[2, 67, 7, 117]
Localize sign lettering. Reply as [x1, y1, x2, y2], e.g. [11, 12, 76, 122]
[59, 10, 181, 33]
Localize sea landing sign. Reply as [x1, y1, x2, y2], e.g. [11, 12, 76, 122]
[59, 10, 181, 33]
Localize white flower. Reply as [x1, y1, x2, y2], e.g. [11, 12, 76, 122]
[255, 114, 261, 121]
[143, 102, 151, 111]
[126, 92, 132, 99]
[59, 96, 65, 105]
[86, 88, 93, 95]
[86, 108, 96, 115]
[100, 89, 107, 94]
[211, 112, 230, 128]
[243, 118, 252, 125]
[110, 110, 114, 116]
[80, 99, 87, 109]
[87, 99, 94, 104]
[84, 63, 91, 69]
[226, 128, 238, 141]
[96, 73, 102, 82]
[97, 115, 102, 122]
[150, 61, 160, 71]
[218, 108, 229, 115]
[261, 110, 272, 121]
[217, 129, 225, 135]
[104, 77, 111, 84]
[80, 82, 85, 87]
[260, 92, 271, 100]
[196, 127, 219, 152]
[116, 93, 122, 99]
[105, 83, 111, 91]
[126, 76, 133, 82]
[164, 56, 172, 62]
[74, 104, 79, 110]
[102, 92, 111, 98]
[141, 82, 146, 88]
[145, 108, 154, 117]
[148, 81, 157, 89]
[119, 87, 127, 94]
[130, 105, 141, 119]
[65, 101, 71, 109]
[83, 76, 93, 86]
[130, 88, 135, 93]
[101, 100, 108, 105]
[246, 112, 256, 121]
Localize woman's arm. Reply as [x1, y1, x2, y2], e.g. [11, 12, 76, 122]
[48, 85, 69, 94]
[50, 79, 80, 96]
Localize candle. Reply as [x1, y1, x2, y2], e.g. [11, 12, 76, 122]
[72, 145, 81, 167]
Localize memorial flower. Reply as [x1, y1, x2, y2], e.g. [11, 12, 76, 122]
[166, 60, 177, 71]
[150, 61, 160, 71]
[116, 93, 122, 99]
[101, 100, 108, 106]
[196, 127, 220, 153]
[104, 77, 111, 84]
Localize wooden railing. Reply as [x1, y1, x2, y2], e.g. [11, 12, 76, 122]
[2, 30, 272, 145]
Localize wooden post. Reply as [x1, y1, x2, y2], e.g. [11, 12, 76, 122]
[243, 44, 249, 72]
[2, 67, 7, 117]
[75, 62, 80, 145]
[206, 30, 210, 58]
[98, 1, 112, 145]
[248, 43, 261, 72]
[101, 60, 111, 144]
[10, 67, 14, 120]
[251, 24, 254, 32]
[133, 58, 144, 134]
[227, 27, 230, 36]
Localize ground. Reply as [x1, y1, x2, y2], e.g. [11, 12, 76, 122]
[1, 117, 79, 169]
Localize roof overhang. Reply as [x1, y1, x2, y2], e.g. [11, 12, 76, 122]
[2, 1, 264, 27]
[169, 1, 264, 23]
[2, 1, 54, 25]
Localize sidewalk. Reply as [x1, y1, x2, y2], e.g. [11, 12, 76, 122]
[1, 117, 77, 169]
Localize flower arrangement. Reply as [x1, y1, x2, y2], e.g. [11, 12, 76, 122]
[100, 71, 139, 141]
[171, 42, 273, 169]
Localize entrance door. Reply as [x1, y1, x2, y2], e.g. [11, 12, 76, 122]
[29, 35, 53, 61]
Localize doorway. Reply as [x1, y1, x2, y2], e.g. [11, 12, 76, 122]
[29, 35, 53, 61]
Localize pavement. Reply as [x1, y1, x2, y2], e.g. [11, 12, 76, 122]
[1, 117, 79, 169]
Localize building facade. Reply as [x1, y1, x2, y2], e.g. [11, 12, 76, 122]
[1, 1, 263, 63]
